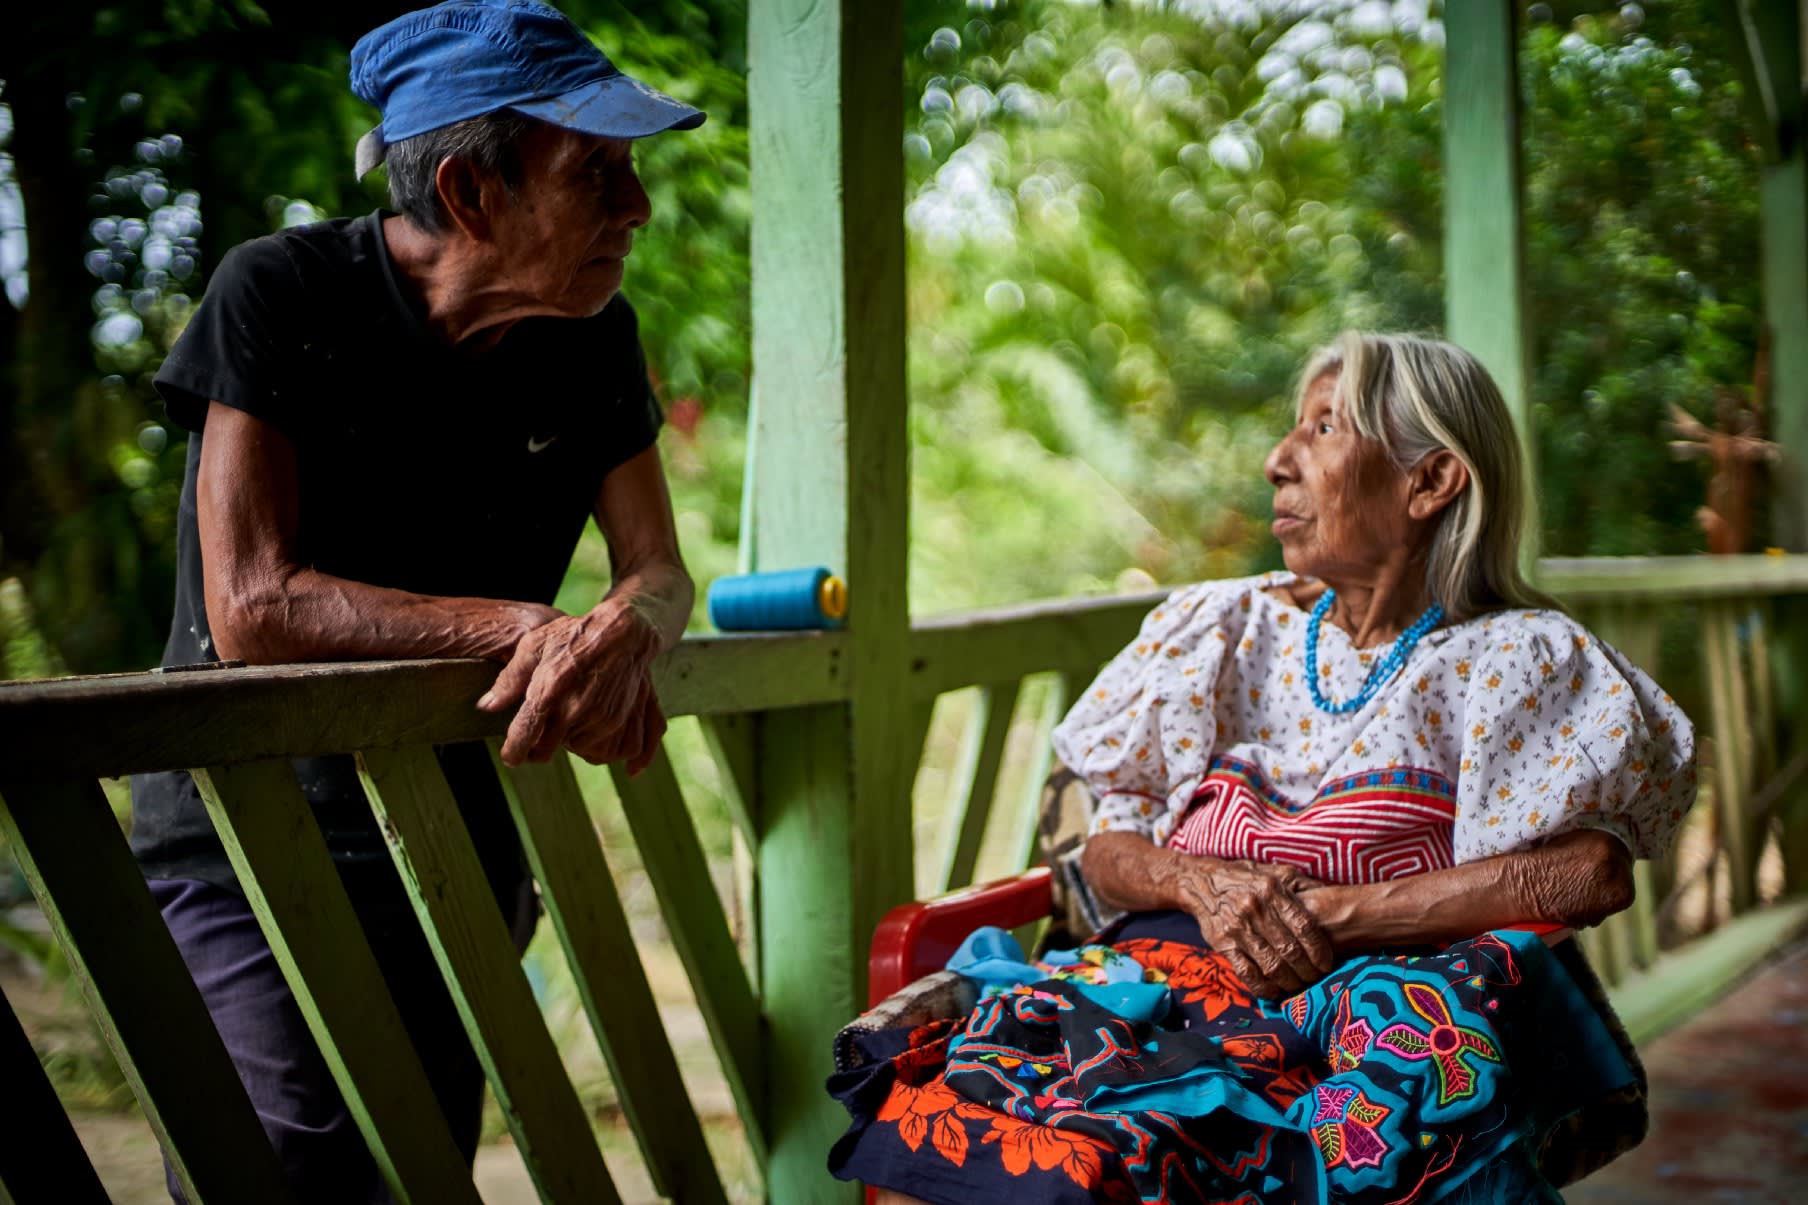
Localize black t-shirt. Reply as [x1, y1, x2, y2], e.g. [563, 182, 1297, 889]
[130, 211, 662, 891]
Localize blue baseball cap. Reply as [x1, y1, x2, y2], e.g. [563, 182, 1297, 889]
[350, 0, 705, 177]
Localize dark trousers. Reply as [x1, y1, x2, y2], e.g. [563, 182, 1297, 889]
[149, 868, 537, 1204]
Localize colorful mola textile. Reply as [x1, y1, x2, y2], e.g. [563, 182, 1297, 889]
[828, 912, 1630, 1204]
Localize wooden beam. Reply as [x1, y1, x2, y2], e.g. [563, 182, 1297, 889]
[494, 752, 737, 1200]
[749, 0, 908, 1196]
[355, 747, 620, 1204]
[1442, 0, 1536, 563]
[1608, 895, 1808, 1044]
[1537, 554, 1808, 601]
[0, 632, 847, 782]
[937, 681, 1023, 894]
[191, 761, 481, 1205]
[908, 593, 1162, 698]
[0, 777, 295, 1205]
[0, 985, 109, 1205]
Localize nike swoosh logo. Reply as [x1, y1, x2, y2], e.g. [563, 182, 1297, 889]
[526, 434, 559, 454]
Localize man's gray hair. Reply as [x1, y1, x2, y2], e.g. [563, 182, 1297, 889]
[383, 109, 534, 233]
[1294, 332, 1560, 623]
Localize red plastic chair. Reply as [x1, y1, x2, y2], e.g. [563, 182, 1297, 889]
[868, 866, 1053, 1008]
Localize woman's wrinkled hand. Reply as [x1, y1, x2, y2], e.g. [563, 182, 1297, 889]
[1172, 859, 1335, 1000]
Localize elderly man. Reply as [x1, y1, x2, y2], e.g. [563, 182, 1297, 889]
[127, 1, 701, 1199]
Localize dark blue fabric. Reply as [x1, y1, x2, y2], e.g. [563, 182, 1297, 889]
[830, 923, 1634, 1204]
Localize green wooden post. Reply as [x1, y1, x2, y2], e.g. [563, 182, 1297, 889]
[0, 985, 109, 1205]
[1443, 0, 1537, 565]
[1727, 0, 1808, 887]
[748, 0, 909, 1197]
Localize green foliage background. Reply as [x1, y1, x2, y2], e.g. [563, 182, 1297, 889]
[0, 0, 1766, 683]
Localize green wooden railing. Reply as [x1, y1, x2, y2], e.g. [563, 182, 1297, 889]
[2, 555, 1807, 1202]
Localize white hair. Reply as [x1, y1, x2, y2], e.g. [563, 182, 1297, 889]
[1295, 332, 1559, 621]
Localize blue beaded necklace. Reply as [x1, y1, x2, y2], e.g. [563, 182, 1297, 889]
[1305, 588, 1445, 715]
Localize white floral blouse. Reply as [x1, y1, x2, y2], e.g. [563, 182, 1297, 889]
[1050, 573, 1695, 884]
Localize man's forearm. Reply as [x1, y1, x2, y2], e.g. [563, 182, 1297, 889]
[211, 565, 550, 665]
[1081, 831, 1228, 914]
[1300, 830, 1635, 954]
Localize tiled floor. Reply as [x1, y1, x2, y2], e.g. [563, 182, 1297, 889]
[1567, 942, 1808, 1203]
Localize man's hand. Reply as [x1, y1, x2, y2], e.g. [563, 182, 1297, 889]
[1172, 859, 1334, 1000]
[478, 597, 664, 768]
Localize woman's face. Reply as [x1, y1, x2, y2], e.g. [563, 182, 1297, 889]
[1263, 370, 1420, 586]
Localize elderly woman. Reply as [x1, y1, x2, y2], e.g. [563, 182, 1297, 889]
[831, 333, 1694, 1204]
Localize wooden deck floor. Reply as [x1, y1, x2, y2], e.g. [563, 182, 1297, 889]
[1568, 940, 1808, 1203]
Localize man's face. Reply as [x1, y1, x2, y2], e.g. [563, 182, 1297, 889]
[485, 124, 650, 318]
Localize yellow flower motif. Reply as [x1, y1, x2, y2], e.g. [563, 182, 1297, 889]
[1487, 815, 1503, 827]
[1134, 746, 1150, 761]
[1166, 647, 1183, 658]
[1461, 757, 1475, 773]
[1428, 710, 1443, 728]
[1277, 613, 1292, 627]
[1307, 763, 1320, 776]
[1352, 739, 1367, 756]
[1521, 695, 1538, 712]
[1527, 810, 1542, 826]
[1548, 755, 1562, 767]
[1139, 801, 1154, 815]
[1609, 726, 1626, 739]
[1455, 660, 1471, 677]
[1242, 638, 1255, 652]
[1471, 723, 1488, 739]
[1183, 667, 1199, 677]
[1501, 642, 1516, 653]
[1574, 635, 1589, 650]
[1486, 674, 1502, 690]
[1282, 644, 1295, 657]
[1299, 717, 1313, 734]
[1136, 643, 1150, 656]
[1540, 661, 1555, 678]
[1507, 736, 1523, 752]
[1416, 732, 1430, 749]
[1095, 688, 1109, 700]
[1560, 724, 1574, 738]
[1496, 786, 1512, 801]
[1570, 676, 1584, 692]
[1177, 737, 1195, 750]
[1282, 671, 1295, 686]
[1259, 727, 1273, 741]
[1189, 694, 1205, 707]
[1249, 687, 1262, 704]
[1359, 653, 1374, 667]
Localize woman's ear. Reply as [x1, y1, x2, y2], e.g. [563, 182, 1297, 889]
[434, 157, 491, 241]
[1408, 449, 1469, 521]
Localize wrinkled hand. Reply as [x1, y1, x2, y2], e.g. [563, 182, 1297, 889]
[479, 600, 664, 770]
[1173, 859, 1334, 1000]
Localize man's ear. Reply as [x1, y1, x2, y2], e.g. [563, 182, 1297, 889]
[1408, 449, 1469, 521]
[434, 157, 491, 241]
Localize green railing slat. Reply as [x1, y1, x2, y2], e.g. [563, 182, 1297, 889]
[355, 746, 620, 1205]
[0, 984, 109, 1205]
[495, 750, 740, 1198]
[699, 712, 759, 845]
[608, 750, 765, 1154]
[0, 776, 295, 1205]
[191, 761, 481, 1205]
[938, 681, 1022, 895]
[1008, 672, 1079, 874]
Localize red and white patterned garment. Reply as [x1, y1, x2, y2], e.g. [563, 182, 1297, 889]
[1050, 573, 1695, 878]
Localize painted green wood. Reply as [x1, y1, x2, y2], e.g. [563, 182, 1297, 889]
[1537, 554, 1808, 601]
[654, 631, 849, 717]
[748, 0, 910, 1194]
[938, 681, 1023, 894]
[190, 761, 481, 1205]
[753, 705, 863, 1203]
[1719, 0, 1786, 162]
[1630, 859, 1661, 970]
[1702, 603, 1760, 914]
[700, 712, 759, 845]
[0, 984, 109, 1205]
[1442, 0, 1535, 566]
[355, 746, 620, 1205]
[1008, 673, 1079, 873]
[0, 776, 295, 1205]
[493, 751, 738, 1201]
[909, 594, 1161, 699]
[1608, 895, 1808, 1044]
[607, 749, 765, 1158]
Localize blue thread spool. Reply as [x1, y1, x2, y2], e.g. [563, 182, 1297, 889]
[707, 567, 848, 631]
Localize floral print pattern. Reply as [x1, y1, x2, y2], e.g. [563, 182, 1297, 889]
[1051, 573, 1696, 867]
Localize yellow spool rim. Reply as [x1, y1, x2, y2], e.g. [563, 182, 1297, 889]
[818, 575, 848, 621]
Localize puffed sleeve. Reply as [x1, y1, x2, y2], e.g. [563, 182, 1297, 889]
[1050, 582, 1238, 844]
[1453, 616, 1696, 863]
